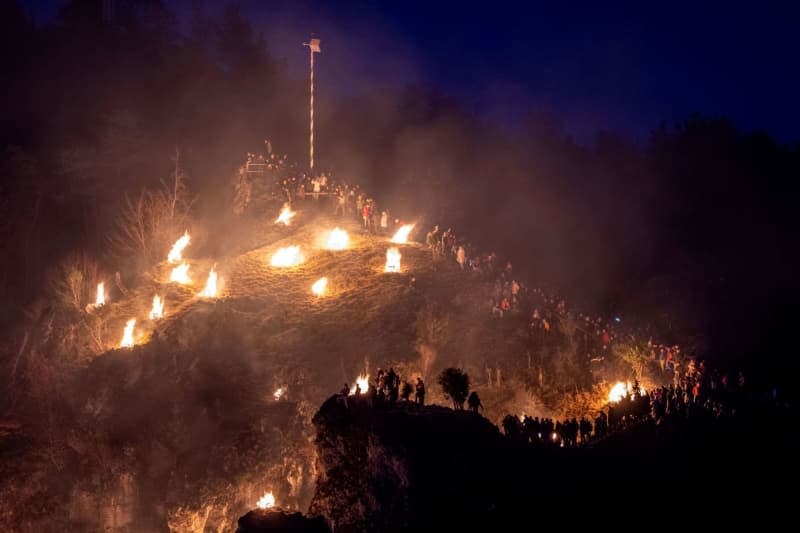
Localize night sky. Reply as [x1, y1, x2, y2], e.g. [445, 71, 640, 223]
[23, 0, 800, 142]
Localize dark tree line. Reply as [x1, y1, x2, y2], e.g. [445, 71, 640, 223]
[1, 0, 798, 383]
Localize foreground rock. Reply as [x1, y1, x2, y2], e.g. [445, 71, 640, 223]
[309, 396, 520, 531]
[237, 509, 330, 532]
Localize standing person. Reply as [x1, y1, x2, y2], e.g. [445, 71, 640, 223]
[362, 202, 371, 230]
[415, 377, 426, 405]
[380, 210, 389, 234]
[356, 194, 364, 222]
[335, 191, 346, 216]
[312, 177, 321, 199]
[457, 246, 466, 270]
[440, 228, 450, 254]
[467, 391, 483, 413]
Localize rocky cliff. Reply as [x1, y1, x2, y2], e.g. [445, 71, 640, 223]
[299, 393, 794, 531]
[309, 396, 530, 532]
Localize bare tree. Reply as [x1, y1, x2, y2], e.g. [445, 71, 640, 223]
[163, 148, 195, 230]
[109, 190, 153, 267]
[107, 150, 196, 271]
[50, 252, 102, 312]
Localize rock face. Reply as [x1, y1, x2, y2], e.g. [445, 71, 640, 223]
[309, 396, 521, 531]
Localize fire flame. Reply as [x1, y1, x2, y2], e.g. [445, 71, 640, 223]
[390, 224, 415, 244]
[271, 246, 303, 267]
[120, 318, 136, 348]
[275, 204, 295, 226]
[256, 491, 275, 509]
[168, 231, 190, 264]
[149, 295, 164, 320]
[349, 374, 370, 396]
[607, 381, 647, 403]
[170, 262, 191, 284]
[273, 387, 284, 400]
[198, 266, 218, 298]
[325, 228, 349, 250]
[311, 277, 328, 296]
[384, 247, 401, 273]
[608, 382, 628, 403]
[95, 282, 106, 306]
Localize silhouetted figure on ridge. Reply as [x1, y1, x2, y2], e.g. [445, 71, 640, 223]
[401, 381, 414, 401]
[467, 391, 483, 413]
[415, 378, 426, 405]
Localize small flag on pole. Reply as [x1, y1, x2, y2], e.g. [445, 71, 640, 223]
[309, 38, 321, 53]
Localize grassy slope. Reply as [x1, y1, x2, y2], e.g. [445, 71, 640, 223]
[2, 200, 558, 531]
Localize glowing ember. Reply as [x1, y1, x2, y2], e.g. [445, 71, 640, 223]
[168, 231, 191, 264]
[349, 374, 370, 396]
[198, 266, 218, 298]
[170, 262, 191, 284]
[608, 382, 627, 403]
[325, 228, 349, 250]
[95, 282, 106, 306]
[271, 246, 303, 267]
[273, 387, 285, 401]
[120, 318, 136, 348]
[149, 295, 165, 320]
[311, 277, 328, 296]
[384, 247, 401, 272]
[256, 491, 275, 509]
[275, 204, 295, 226]
[390, 224, 415, 244]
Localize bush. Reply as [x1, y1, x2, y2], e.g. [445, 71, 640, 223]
[437, 368, 470, 410]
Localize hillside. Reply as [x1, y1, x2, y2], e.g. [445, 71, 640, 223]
[1, 200, 565, 532]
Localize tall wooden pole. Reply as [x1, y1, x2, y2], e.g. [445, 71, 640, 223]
[309, 45, 315, 171]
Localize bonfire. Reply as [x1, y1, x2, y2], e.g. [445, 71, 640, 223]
[120, 318, 136, 348]
[390, 224, 414, 244]
[608, 382, 628, 403]
[271, 246, 303, 267]
[325, 227, 349, 250]
[168, 231, 190, 264]
[256, 491, 275, 510]
[311, 277, 328, 296]
[349, 374, 370, 396]
[608, 381, 647, 403]
[275, 204, 295, 226]
[170, 262, 191, 284]
[149, 295, 164, 320]
[273, 387, 285, 401]
[198, 266, 218, 298]
[384, 247, 401, 272]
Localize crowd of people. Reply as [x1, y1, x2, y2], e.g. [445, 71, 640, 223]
[237, 144, 775, 449]
[337, 368, 427, 410]
[502, 362, 772, 448]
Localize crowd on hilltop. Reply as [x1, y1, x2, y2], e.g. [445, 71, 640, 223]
[336, 368, 427, 410]
[235, 144, 413, 235]
[237, 146, 774, 429]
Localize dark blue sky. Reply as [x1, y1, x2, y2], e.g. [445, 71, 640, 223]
[24, 0, 800, 141]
